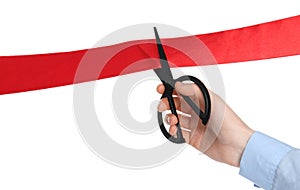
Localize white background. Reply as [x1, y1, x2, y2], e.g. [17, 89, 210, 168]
[0, 0, 300, 189]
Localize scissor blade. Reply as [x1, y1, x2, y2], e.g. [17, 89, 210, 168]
[154, 27, 168, 61]
[153, 27, 174, 84]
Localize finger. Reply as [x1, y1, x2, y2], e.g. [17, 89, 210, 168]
[175, 81, 203, 98]
[165, 114, 178, 125]
[158, 97, 182, 112]
[156, 84, 178, 96]
[165, 113, 191, 128]
[156, 84, 164, 94]
[169, 125, 190, 142]
[175, 81, 207, 112]
[158, 97, 195, 117]
[169, 125, 177, 136]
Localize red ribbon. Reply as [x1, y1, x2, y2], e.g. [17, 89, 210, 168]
[1, 15, 300, 95]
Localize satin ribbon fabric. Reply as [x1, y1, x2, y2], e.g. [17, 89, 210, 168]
[0, 15, 299, 95]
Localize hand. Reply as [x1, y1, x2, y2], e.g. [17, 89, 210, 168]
[157, 81, 254, 167]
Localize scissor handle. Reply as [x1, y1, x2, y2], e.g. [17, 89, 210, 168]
[157, 75, 211, 144]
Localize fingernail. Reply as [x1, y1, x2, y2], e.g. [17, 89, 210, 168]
[167, 116, 170, 124]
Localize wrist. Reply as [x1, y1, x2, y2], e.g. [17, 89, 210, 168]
[225, 124, 254, 167]
[232, 127, 254, 167]
[218, 106, 255, 167]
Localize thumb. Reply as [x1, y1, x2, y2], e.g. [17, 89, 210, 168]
[174, 81, 206, 111]
[174, 81, 201, 97]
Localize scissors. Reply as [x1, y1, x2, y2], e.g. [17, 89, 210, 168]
[153, 27, 211, 144]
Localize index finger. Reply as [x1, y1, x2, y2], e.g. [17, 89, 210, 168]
[156, 84, 179, 96]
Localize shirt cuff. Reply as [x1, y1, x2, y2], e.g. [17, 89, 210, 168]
[239, 132, 293, 190]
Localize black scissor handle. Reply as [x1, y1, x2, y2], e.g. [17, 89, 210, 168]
[157, 75, 211, 144]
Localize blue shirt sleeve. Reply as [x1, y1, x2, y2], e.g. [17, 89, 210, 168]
[239, 132, 298, 190]
[272, 149, 300, 189]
